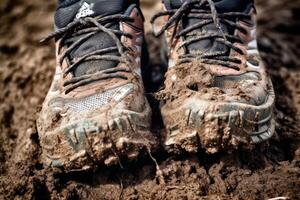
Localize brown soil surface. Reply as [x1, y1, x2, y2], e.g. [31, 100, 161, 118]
[0, 0, 299, 199]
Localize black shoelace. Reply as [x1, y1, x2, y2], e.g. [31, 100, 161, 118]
[151, 0, 251, 70]
[41, 15, 134, 93]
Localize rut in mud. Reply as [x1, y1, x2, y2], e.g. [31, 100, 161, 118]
[0, 0, 300, 199]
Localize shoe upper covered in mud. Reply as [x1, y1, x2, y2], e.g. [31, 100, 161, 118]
[37, 0, 156, 170]
[152, 0, 275, 153]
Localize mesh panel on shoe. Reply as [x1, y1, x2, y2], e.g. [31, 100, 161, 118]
[65, 84, 133, 113]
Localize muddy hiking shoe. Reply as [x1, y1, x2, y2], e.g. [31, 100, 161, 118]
[37, 0, 157, 170]
[151, 0, 275, 153]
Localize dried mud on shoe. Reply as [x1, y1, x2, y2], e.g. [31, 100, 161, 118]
[157, 62, 275, 154]
[35, 1, 159, 171]
[154, 0, 276, 154]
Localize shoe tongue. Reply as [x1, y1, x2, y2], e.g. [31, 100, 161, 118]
[164, 0, 251, 56]
[164, 0, 250, 12]
[55, 0, 128, 28]
[54, 0, 131, 77]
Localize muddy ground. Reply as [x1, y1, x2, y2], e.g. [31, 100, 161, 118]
[0, 0, 300, 199]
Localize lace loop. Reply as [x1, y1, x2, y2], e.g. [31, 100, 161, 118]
[151, 0, 250, 70]
[41, 14, 133, 94]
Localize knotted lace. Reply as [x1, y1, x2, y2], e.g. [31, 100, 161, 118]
[151, 0, 251, 70]
[41, 15, 133, 93]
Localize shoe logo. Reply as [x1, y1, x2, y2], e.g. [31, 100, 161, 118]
[76, 2, 95, 19]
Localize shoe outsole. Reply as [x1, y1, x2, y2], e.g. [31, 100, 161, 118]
[40, 108, 157, 171]
[162, 82, 275, 154]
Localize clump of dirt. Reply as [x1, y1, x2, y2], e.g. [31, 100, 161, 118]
[155, 61, 254, 107]
[156, 62, 218, 103]
[0, 0, 300, 200]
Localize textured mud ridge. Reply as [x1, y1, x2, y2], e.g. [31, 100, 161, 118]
[0, 0, 300, 199]
[156, 62, 257, 154]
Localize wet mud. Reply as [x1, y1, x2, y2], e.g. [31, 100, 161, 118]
[0, 0, 300, 199]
